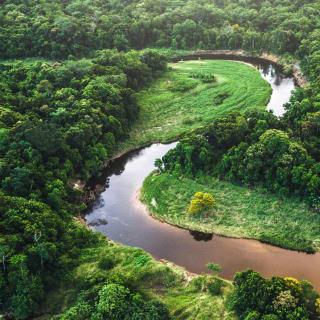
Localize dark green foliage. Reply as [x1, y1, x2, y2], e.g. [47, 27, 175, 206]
[60, 300, 93, 320]
[230, 270, 319, 320]
[1, 0, 320, 318]
[162, 111, 280, 175]
[162, 134, 214, 175]
[0, 193, 65, 318]
[0, 50, 166, 205]
[191, 72, 216, 83]
[207, 263, 222, 274]
[98, 256, 115, 271]
[213, 92, 230, 105]
[207, 278, 224, 296]
[161, 108, 320, 209]
[62, 283, 171, 320]
[0, 1, 319, 59]
[0, 50, 166, 318]
[220, 129, 315, 195]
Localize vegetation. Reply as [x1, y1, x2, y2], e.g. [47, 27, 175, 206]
[141, 172, 320, 252]
[119, 60, 271, 151]
[38, 234, 235, 320]
[158, 110, 320, 206]
[1, 0, 319, 59]
[230, 270, 319, 320]
[188, 192, 216, 215]
[141, 102, 320, 252]
[1, 0, 320, 318]
[207, 263, 222, 275]
[0, 49, 169, 319]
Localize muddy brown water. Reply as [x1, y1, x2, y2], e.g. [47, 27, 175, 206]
[85, 61, 320, 290]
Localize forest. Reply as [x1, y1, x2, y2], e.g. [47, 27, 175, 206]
[0, 0, 320, 319]
[0, 0, 319, 59]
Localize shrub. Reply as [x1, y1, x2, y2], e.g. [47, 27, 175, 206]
[168, 78, 198, 92]
[190, 72, 216, 83]
[189, 276, 208, 292]
[207, 278, 224, 296]
[92, 283, 170, 320]
[60, 301, 93, 320]
[188, 192, 215, 215]
[207, 262, 222, 274]
[98, 256, 115, 270]
[213, 92, 230, 105]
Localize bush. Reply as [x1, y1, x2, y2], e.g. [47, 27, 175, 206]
[98, 256, 115, 270]
[92, 283, 170, 320]
[231, 270, 318, 320]
[207, 262, 222, 274]
[190, 72, 216, 83]
[188, 192, 215, 215]
[213, 92, 230, 105]
[60, 301, 93, 320]
[168, 78, 198, 92]
[189, 276, 208, 292]
[207, 278, 224, 296]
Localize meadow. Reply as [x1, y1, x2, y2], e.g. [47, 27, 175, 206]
[118, 59, 271, 153]
[141, 172, 320, 253]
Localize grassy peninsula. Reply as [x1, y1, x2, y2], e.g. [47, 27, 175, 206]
[141, 172, 320, 253]
[119, 59, 271, 152]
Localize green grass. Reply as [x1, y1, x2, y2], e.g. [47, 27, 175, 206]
[141, 172, 320, 253]
[118, 59, 271, 153]
[38, 234, 235, 320]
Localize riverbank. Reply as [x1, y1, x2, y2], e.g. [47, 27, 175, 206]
[37, 231, 235, 319]
[141, 172, 320, 253]
[84, 140, 320, 293]
[161, 49, 308, 87]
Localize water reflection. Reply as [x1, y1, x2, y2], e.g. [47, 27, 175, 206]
[189, 230, 214, 242]
[257, 64, 295, 116]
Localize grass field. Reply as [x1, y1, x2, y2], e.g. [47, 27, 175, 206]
[141, 172, 320, 253]
[118, 59, 271, 153]
[38, 234, 235, 319]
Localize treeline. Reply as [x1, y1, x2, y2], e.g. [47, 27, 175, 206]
[158, 17, 320, 212]
[160, 109, 320, 210]
[0, 49, 167, 319]
[0, 0, 319, 59]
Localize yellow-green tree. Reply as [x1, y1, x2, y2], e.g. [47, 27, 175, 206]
[188, 192, 215, 215]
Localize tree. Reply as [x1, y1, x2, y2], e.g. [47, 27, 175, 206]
[188, 192, 215, 215]
[92, 284, 131, 320]
[154, 158, 164, 173]
[231, 270, 318, 320]
[207, 262, 222, 275]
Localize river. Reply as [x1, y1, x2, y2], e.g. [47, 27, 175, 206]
[85, 60, 320, 290]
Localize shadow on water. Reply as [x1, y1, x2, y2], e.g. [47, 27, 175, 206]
[85, 59, 320, 290]
[189, 230, 214, 242]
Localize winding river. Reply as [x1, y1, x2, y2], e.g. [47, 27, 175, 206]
[85, 60, 320, 290]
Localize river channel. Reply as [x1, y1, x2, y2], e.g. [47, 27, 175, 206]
[85, 59, 320, 290]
